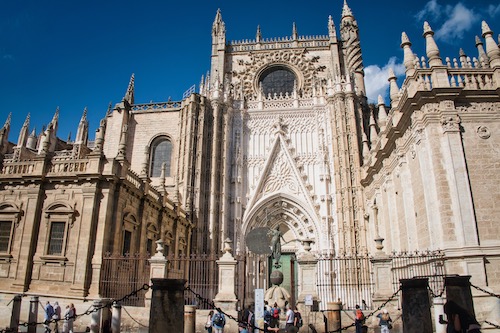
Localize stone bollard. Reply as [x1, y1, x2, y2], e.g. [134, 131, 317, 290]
[325, 301, 342, 332]
[101, 300, 112, 333]
[28, 296, 38, 333]
[91, 299, 103, 333]
[148, 278, 186, 333]
[401, 278, 432, 333]
[184, 305, 196, 333]
[111, 303, 121, 333]
[8, 295, 22, 333]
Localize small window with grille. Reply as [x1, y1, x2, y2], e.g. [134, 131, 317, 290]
[0, 221, 12, 253]
[47, 222, 66, 256]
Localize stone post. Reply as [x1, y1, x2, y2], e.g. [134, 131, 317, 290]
[149, 279, 186, 333]
[111, 303, 121, 333]
[433, 297, 446, 333]
[444, 275, 475, 317]
[296, 240, 319, 316]
[184, 305, 196, 333]
[325, 301, 342, 332]
[91, 299, 103, 333]
[370, 251, 394, 306]
[401, 278, 432, 333]
[28, 296, 38, 333]
[8, 295, 22, 333]
[146, 240, 168, 307]
[101, 299, 112, 333]
[213, 239, 238, 311]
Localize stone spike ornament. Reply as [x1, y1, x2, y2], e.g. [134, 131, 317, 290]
[481, 21, 500, 68]
[292, 22, 298, 40]
[377, 95, 388, 124]
[17, 113, 30, 147]
[423, 22, 442, 67]
[124, 73, 135, 105]
[401, 32, 415, 76]
[342, 0, 353, 18]
[212, 8, 225, 36]
[256, 25, 262, 42]
[369, 112, 378, 145]
[328, 15, 336, 38]
[475, 35, 489, 64]
[388, 67, 400, 104]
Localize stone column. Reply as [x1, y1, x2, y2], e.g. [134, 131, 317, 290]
[213, 239, 238, 311]
[325, 301, 342, 332]
[401, 278, 432, 333]
[9, 295, 22, 332]
[184, 305, 196, 333]
[296, 240, 319, 314]
[149, 279, 186, 333]
[146, 240, 169, 307]
[111, 303, 121, 333]
[28, 296, 38, 333]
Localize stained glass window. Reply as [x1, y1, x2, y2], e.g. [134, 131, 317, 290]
[150, 138, 172, 177]
[260, 66, 296, 96]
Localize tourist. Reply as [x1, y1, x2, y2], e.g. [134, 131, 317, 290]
[285, 304, 295, 332]
[44, 301, 55, 333]
[270, 302, 280, 329]
[63, 304, 75, 333]
[354, 304, 365, 333]
[294, 307, 303, 329]
[53, 301, 61, 333]
[212, 309, 226, 333]
[442, 300, 481, 333]
[376, 309, 392, 333]
[205, 310, 214, 333]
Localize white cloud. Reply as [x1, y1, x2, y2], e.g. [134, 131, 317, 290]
[415, 0, 442, 21]
[487, 4, 500, 17]
[434, 3, 479, 42]
[364, 57, 405, 104]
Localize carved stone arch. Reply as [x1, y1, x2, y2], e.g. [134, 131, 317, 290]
[0, 202, 23, 228]
[242, 193, 319, 252]
[44, 201, 77, 227]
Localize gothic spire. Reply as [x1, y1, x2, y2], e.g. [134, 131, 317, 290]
[401, 32, 415, 76]
[124, 73, 135, 105]
[481, 21, 500, 68]
[328, 15, 336, 39]
[388, 68, 400, 105]
[341, 0, 353, 18]
[212, 9, 226, 36]
[292, 22, 298, 40]
[423, 22, 442, 67]
[256, 25, 262, 42]
[377, 95, 388, 126]
[0, 113, 12, 151]
[17, 113, 30, 147]
[75, 107, 89, 145]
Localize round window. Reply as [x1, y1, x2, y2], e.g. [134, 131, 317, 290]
[259, 66, 296, 96]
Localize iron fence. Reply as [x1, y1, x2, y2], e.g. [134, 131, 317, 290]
[390, 250, 446, 296]
[100, 252, 151, 306]
[317, 253, 374, 310]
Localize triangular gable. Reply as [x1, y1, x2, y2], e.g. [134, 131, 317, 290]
[246, 132, 318, 217]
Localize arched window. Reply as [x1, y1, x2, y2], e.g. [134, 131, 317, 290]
[150, 137, 172, 178]
[259, 66, 296, 96]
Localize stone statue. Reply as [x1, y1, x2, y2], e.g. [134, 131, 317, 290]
[268, 225, 284, 268]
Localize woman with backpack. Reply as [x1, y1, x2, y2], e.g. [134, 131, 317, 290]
[212, 309, 226, 333]
[377, 309, 392, 333]
[205, 310, 214, 333]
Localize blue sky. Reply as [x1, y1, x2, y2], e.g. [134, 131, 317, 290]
[1, 0, 499, 142]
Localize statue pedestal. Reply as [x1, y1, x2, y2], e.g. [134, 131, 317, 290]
[214, 241, 238, 311]
[296, 250, 319, 305]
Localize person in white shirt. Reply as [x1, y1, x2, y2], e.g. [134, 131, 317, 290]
[285, 304, 295, 332]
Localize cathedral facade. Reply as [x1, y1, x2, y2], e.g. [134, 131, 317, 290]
[0, 1, 499, 328]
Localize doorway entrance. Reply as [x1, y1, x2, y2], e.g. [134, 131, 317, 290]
[269, 253, 297, 307]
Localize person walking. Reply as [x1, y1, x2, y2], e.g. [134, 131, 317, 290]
[212, 309, 226, 333]
[63, 304, 75, 333]
[270, 302, 280, 330]
[285, 304, 295, 332]
[354, 304, 365, 333]
[53, 302, 61, 333]
[44, 301, 55, 333]
[205, 310, 214, 333]
[442, 300, 481, 333]
[377, 309, 392, 333]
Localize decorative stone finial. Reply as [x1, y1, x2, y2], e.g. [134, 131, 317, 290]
[388, 68, 400, 104]
[328, 15, 336, 38]
[481, 21, 500, 68]
[423, 21, 442, 66]
[401, 32, 415, 76]
[377, 95, 388, 124]
[123, 73, 135, 105]
[342, 0, 353, 18]
[256, 25, 262, 42]
[292, 22, 298, 40]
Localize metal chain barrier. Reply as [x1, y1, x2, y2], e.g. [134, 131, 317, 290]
[121, 305, 149, 328]
[184, 285, 266, 332]
[427, 285, 445, 298]
[470, 283, 500, 299]
[0, 283, 151, 333]
[485, 320, 500, 329]
[329, 286, 402, 333]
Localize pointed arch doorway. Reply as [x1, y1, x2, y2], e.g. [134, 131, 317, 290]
[241, 194, 318, 307]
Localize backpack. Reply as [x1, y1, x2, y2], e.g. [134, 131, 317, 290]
[264, 310, 272, 322]
[295, 311, 303, 327]
[272, 307, 279, 318]
[356, 309, 365, 321]
[213, 313, 225, 326]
